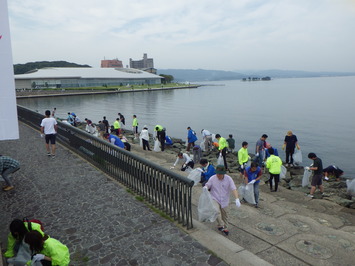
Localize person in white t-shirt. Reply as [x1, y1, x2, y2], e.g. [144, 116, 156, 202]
[40, 110, 58, 157]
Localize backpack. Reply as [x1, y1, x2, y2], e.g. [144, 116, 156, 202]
[192, 130, 196, 135]
[23, 217, 44, 231]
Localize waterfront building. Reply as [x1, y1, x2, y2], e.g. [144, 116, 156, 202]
[101, 59, 123, 68]
[129, 53, 156, 74]
[14, 67, 162, 89]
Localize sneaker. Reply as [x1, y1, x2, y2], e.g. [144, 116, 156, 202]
[307, 194, 314, 198]
[51, 154, 56, 158]
[285, 163, 289, 167]
[222, 228, 229, 236]
[47, 152, 51, 156]
[3, 186, 14, 191]
[218, 226, 224, 231]
[255, 204, 259, 208]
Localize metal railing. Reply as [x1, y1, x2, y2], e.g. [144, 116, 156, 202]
[17, 105, 194, 229]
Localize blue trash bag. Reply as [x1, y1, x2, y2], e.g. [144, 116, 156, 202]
[165, 136, 173, 145]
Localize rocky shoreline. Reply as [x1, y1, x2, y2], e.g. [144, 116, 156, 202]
[80, 123, 355, 209]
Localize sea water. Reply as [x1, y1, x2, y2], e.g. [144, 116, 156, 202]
[17, 76, 355, 176]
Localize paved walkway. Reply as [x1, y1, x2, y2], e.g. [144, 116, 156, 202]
[1, 123, 231, 266]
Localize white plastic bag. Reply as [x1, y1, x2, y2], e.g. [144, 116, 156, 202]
[153, 139, 160, 152]
[198, 189, 219, 222]
[238, 184, 256, 205]
[293, 149, 302, 165]
[200, 139, 206, 151]
[280, 165, 287, 179]
[217, 154, 224, 165]
[187, 169, 202, 185]
[302, 169, 312, 187]
[246, 160, 251, 168]
[346, 179, 355, 196]
[6, 242, 31, 266]
[139, 136, 143, 147]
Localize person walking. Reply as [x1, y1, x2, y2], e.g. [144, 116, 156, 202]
[186, 127, 198, 152]
[226, 134, 235, 153]
[215, 134, 228, 171]
[140, 126, 152, 151]
[238, 141, 249, 178]
[254, 134, 268, 167]
[305, 152, 324, 198]
[0, 156, 20, 191]
[266, 148, 283, 192]
[102, 116, 109, 133]
[118, 113, 125, 125]
[204, 165, 241, 235]
[282, 130, 300, 167]
[132, 115, 138, 139]
[244, 162, 262, 208]
[201, 129, 213, 151]
[40, 110, 58, 157]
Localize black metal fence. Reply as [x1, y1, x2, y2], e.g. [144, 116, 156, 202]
[17, 105, 194, 229]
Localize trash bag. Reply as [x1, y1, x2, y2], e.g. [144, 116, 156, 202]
[280, 165, 287, 179]
[187, 168, 202, 186]
[153, 139, 160, 152]
[302, 169, 312, 187]
[200, 139, 206, 151]
[293, 149, 302, 165]
[165, 136, 173, 145]
[238, 184, 256, 205]
[217, 154, 224, 165]
[198, 189, 219, 222]
[346, 178, 355, 196]
[6, 242, 31, 266]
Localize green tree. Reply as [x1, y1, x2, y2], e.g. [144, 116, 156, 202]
[159, 74, 174, 84]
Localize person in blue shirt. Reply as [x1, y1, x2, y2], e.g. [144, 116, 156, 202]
[199, 159, 216, 186]
[244, 162, 262, 208]
[265, 143, 279, 158]
[186, 127, 198, 152]
[103, 133, 125, 149]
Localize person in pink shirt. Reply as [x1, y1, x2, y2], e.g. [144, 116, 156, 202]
[204, 165, 241, 236]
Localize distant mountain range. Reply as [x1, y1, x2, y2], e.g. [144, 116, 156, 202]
[157, 69, 355, 82]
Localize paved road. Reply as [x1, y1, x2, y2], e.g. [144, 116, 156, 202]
[0, 123, 229, 266]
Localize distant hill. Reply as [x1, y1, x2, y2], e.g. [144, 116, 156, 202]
[158, 68, 355, 82]
[14, 61, 91, 75]
[157, 69, 246, 82]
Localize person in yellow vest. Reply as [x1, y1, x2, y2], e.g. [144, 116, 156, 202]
[113, 118, 121, 135]
[238, 141, 250, 179]
[132, 115, 138, 139]
[4, 219, 45, 259]
[266, 148, 283, 192]
[24, 231, 70, 266]
[215, 134, 228, 171]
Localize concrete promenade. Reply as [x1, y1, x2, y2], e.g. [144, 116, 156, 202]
[0, 123, 269, 266]
[1, 122, 355, 265]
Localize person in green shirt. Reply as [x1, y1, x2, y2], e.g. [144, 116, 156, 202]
[4, 219, 45, 259]
[113, 118, 121, 135]
[132, 115, 138, 139]
[24, 231, 70, 266]
[226, 134, 235, 153]
[238, 141, 250, 178]
[266, 148, 283, 192]
[215, 134, 228, 171]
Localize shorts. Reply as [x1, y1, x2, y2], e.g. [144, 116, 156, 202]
[311, 173, 323, 186]
[45, 134, 56, 144]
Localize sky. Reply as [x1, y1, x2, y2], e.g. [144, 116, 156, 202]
[7, 0, 355, 72]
